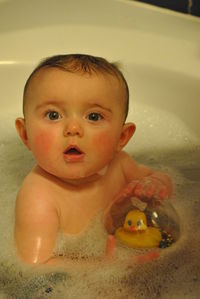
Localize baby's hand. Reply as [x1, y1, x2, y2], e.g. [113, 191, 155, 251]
[116, 173, 173, 203]
[132, 176, 168, 201]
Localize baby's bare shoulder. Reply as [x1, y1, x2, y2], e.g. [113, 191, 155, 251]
[113, 151, 137, 168]
[114, 151, 152, 182]
[16, 168, 59, 215]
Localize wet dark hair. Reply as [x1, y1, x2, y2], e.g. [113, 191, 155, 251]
[23, 54, 129, 120]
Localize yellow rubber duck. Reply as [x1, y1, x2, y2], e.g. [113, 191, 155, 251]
[115, 209, 162, 248]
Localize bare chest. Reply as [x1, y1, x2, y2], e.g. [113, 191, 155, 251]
[54, 174, 126, 234]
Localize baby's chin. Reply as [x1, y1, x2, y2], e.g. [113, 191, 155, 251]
[58, 174, 101, 186]
[59, 165, 109, 184]
[39, 163, 109, 184]
[96, 165, 108, 176]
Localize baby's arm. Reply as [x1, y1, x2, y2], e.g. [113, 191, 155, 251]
[119, 151, 173, 201]
[15, 187, 104, 270]
[15, 188, 60, 265]
[15, 190, 110, 270]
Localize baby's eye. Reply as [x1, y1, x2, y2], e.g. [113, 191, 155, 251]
[46, 111, 61, 121]
[88, 112, 103, 122]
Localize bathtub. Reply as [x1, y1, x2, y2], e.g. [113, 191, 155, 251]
[0, 0, 200, 298]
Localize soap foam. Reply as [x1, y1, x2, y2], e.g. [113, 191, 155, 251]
[0, 119, 200, 298]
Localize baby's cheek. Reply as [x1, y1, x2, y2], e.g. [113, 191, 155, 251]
[32, 132, 54, 158]
[92, 133, 115, 157]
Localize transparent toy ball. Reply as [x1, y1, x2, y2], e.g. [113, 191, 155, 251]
[105, 196, 180, 248]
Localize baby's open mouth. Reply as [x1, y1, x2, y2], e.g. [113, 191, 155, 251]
[63, 146, 84, 162]
[65, 148, 82, 155]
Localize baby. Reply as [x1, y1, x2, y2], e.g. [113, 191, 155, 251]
[15, 54, 173, 266]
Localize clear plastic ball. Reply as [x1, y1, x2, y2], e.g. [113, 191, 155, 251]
[105, 196, 180, 249]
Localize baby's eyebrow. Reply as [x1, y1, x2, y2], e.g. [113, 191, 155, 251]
[87, 103, 112, 113]
[35, 100, 66, 110]
[35, 101, 113, 114]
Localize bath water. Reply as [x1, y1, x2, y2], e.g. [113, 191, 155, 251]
[0, 116, 200, 298]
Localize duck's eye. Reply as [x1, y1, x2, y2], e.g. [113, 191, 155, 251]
[46, 111, 60, 120]
[127, 220, 132, 226]
[88, 113, 103, 122]
[137, 220, 143, 227]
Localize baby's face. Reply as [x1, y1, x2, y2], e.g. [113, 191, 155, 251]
[23, 68, 127, 181]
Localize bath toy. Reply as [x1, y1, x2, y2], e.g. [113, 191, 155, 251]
[115, 209, 162, 248]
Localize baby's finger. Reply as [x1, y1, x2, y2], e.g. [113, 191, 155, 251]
[145, 185, 156, 198]
[159, 186, 167, 200]
[133, 183, 143, 197]
[115, 181, 139, 203]
[150, 184, 167, 201]
[105, 235, 116, 259]
[123, 181, 139, 197]
[114, 193, 127, 203]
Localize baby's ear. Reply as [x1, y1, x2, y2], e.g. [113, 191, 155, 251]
[15, 118, 31, 150]
[117, 122, 136, 151]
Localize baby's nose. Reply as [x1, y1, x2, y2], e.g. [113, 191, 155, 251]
[63, 119, 84, 137]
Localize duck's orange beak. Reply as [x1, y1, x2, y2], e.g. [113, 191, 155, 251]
[130, 225, 137, 232]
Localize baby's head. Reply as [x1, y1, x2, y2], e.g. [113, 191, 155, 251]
[23, 54, 129, 121]
[16, 54, 136, 181]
